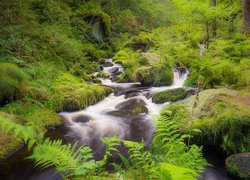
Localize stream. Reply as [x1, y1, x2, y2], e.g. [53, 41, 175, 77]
[0, 59, 238, 180]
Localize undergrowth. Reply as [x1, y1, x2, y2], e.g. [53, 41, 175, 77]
[0, 114, 207, 179]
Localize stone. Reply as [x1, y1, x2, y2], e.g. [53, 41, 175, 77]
[102, 61, 114, 67]
[226, 153, 250, 179]
[73, 115, 91, 123]
[115, 98, 148, 114]
[152, 88, 186, 104]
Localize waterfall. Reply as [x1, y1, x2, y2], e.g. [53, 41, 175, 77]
[60, 59, 189, 159]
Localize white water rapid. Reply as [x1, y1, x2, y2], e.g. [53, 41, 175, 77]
[60, 59, 189, 159]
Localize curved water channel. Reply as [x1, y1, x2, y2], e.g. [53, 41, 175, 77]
[0, 59, 238, 180]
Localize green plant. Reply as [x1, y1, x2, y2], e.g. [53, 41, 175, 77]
[0, 63, 28, 104]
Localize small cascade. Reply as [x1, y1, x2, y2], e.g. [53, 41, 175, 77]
[151, 67, 189, 93]
[97, 59, 141, 89]
[60, 60, 189, 159]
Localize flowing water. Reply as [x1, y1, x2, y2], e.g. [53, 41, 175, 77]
[0, 59, 236, 180]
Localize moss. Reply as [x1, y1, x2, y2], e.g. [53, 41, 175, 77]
[0, 112, 23, 159]
[114, 50, 173, 86]
[23, 108, 61, 131]
[0, 63, 28, 105]
[48, 73, 112, 111]
[152, 88, 186, 104]
[226, 153, 250, 179]
[21, 86, 49, 102]
[97, 72, 110, 78]
[178, 89, 250, 153]
[135, 65, 173, 86]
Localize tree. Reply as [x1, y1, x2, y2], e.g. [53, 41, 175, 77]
[243, 0, 250, 34]
[212, 0, 217, 36]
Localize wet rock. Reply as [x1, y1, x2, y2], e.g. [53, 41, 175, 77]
[125, 91, 141, 99]
[106, 110, 136, 119]
[152, 88, 186, 104]
[142, 91, 152, 99]
[103, 61, 114, 67]
[186, 87, 196, 98]
[108, 67, 119, 74]
[115, 98, 148, 114]
[129, 117, 154, 146]
[226, 153, 250, 179]
[73, 115, 91, 124]
[114, 86, 145, 96]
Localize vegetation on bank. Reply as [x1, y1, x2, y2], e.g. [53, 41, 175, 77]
[161, 89, 250, 154]
[0, 0, 250, 179]
[0, 114, 207, 179]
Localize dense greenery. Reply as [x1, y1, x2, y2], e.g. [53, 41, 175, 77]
[0, 0, 249, 179]
[0, 114, 207, 179]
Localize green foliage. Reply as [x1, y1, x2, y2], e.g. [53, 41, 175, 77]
[152, 88, 186, 104]
[0, 110, 206, 179]
[160, 102, 190, 127]
[110, 116, 206, 180]
[114, 49, 143, 82]
[0, 116, 37, 149]
[30, 139, 103, 178]
[48, 73, 112, 111]
[192, 103, 250, 153]
[0, 63, 28, 104]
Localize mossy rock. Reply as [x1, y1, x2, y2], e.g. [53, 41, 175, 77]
[84, 74, 101, 83]
[135, 65, 173, 86]
[226, 153, 250, 179]
[97, 72, 110, 78]
[51, 85, 112, 112]
[24, 108, 61, 130]
[152, 88, 186, 104]
[182, 88, 239, 118]
[172, 88, 250, 153]
[115, 98, 148, 115]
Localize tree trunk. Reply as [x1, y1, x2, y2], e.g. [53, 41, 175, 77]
[212, 0, 217, 37]
[206, 22, 210, 49]
[243, 0, 250, 34]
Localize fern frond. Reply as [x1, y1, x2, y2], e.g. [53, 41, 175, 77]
[0, 117, 37, 148]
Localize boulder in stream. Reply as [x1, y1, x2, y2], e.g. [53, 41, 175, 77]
[226, 153, 250, 179]
[108, 67, 119, 74]
[135, 65, 173, 87]
[115, 98, 148, 114]
[152, 88, 186, 104]
[102, 61, 114, 67]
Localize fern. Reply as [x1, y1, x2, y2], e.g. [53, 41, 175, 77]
[30, 139, 103, 178]
[0, 117, 37, 149]
[151, 115, 207, 173]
